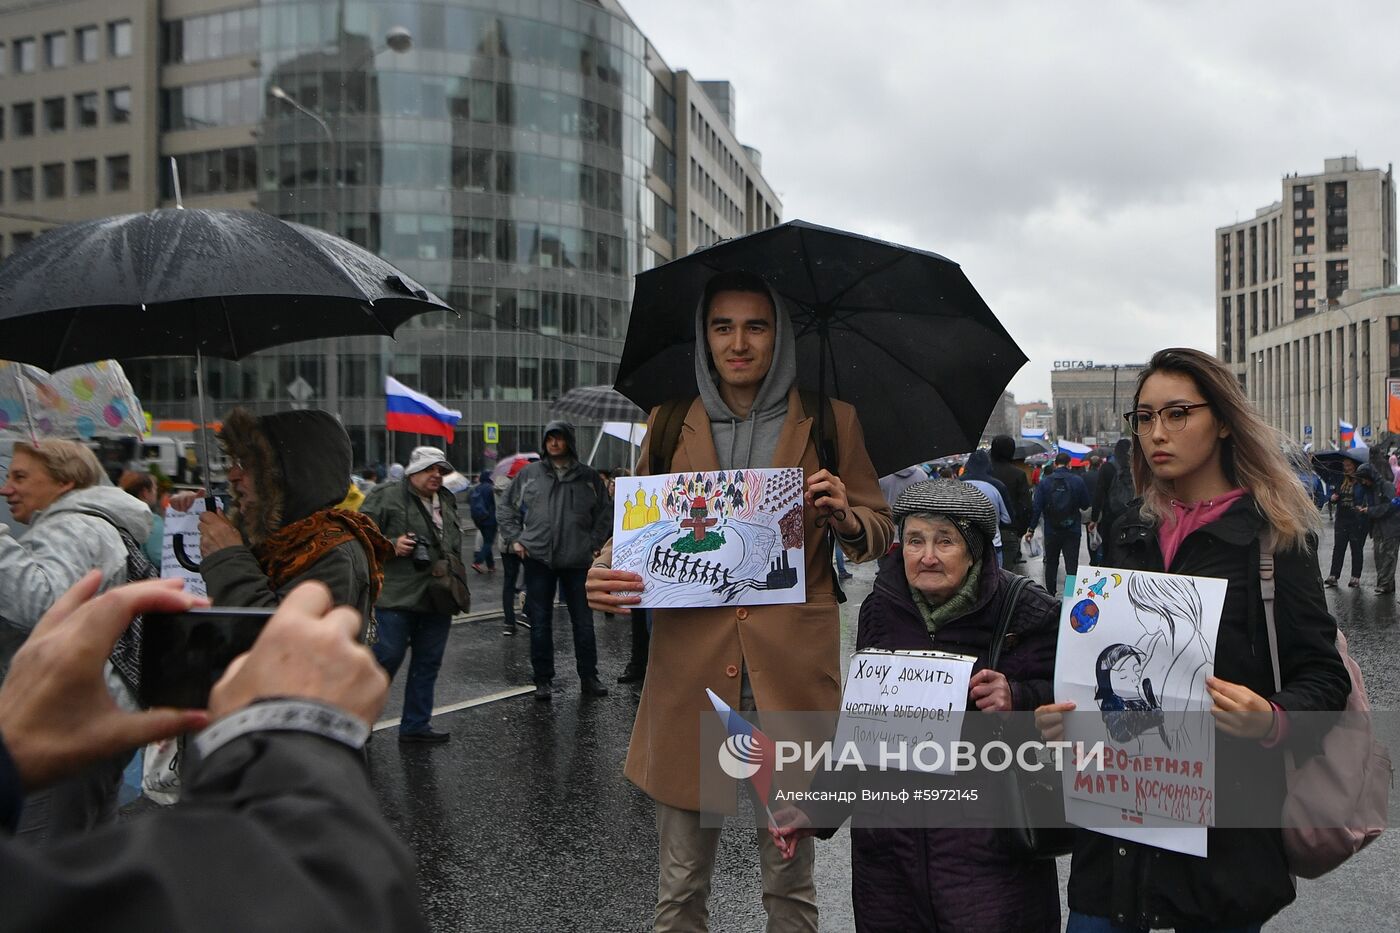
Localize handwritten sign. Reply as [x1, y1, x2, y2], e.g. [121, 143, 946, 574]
[162, 501, 208, 596]
[1054, 565, 1227, 856]
[612, 468, 805, 609]
[833, 649, 976, 774]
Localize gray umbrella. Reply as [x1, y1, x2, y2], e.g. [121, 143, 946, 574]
[549, 385, 647, 423]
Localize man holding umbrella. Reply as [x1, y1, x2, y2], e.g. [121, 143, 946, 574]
[586, 271, 894, 931]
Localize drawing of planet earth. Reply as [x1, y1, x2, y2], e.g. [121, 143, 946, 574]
[1069, 598, 1099, 633]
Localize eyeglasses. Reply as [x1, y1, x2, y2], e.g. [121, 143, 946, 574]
[1123, 403, 1211, 436]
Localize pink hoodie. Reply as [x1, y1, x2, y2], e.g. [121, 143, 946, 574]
[1157, 487, 1250, 572]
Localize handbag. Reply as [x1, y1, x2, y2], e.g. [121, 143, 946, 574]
[1259, 536, 1390, 878]
[988, 574, 1076, 859]
[407, 489, 472, 615]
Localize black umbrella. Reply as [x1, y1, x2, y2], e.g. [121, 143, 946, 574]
[0, 208, 449, 369]
[1012, 438, 1053, 460]
[549, 385, 647, 423]
[616, 220, 1026, 475]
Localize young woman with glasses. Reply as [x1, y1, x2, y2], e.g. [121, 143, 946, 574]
[1038, 347, 1350, 932]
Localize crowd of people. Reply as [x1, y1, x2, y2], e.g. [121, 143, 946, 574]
[0, 269, 1373, 932]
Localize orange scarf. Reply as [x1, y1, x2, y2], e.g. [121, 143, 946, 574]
[252, 509, 394, 603]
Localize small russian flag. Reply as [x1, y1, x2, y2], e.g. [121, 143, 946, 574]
[1021, 428, 1048, 440]
[385, 376, 461, 441]
[1339, 420, 1357, 448]
[706, 688, 780, 831]
[1058, 439, 1092, 467]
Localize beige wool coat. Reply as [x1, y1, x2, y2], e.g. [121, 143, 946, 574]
[601, 388, 894, 812]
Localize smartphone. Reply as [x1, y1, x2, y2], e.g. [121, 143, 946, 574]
[138, 607, 274, 709]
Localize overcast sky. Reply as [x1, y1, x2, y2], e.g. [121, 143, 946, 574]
[623, 0, 1400, 404]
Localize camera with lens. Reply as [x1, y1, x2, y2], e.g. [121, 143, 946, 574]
[407, 533, 432, 569]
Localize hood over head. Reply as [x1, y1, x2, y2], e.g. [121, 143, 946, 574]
[219, 408, 352, 544]
[693, 273, 797, 470]
[964, 449, 995, 481]
[1114, 438, 1132, 463]
[542, 420, 578, 459]
[387, 463, 405, 481]
[989, 435, 1016, 462]
[478, 469, 493, 484]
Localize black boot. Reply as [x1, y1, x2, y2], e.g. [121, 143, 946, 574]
[617, 610, 650, 684]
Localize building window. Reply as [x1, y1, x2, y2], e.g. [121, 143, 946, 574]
[76, 26, 98, 62]
[41, 162, 65, 199]
[107, 87, 131, 124]
[43, 31, 67, 68]
[12, 167, 34, 202]
[13, 102, 34, 137]
[14, 36, 35, 73]
[74, 158, 97, 195]
[75, 92, 98, 127]
[108, 20, 132, 58]
[42, 97, 65, 132]
[106, 154, 130, 192]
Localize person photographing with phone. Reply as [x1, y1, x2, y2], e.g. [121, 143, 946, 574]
[0, 572, 427, 932]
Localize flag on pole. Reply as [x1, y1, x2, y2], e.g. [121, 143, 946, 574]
[1057, 439, 1092, 467]
[385, 376, 461, 441]
[1339, 420, 1356, 448]
[706, 688, 780, 831]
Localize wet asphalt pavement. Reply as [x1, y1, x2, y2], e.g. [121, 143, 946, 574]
[364, 517, 1400, 932]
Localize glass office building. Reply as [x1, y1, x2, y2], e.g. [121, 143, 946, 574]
[0, 0, 781, 471]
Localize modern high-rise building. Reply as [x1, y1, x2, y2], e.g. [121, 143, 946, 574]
[1215, 156, 1398, 444]
[0, 0, 781, 470]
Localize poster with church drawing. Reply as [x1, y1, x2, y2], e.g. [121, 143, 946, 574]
[612, 468, 806, 609]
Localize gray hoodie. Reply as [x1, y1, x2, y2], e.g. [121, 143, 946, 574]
[0, 484, 153, 631]
[694, 283, 797, 470]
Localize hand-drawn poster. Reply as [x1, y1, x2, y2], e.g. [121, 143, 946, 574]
[162, 501, 208, 597]
[1054, 566, 1228, 857]
[833, 649, 975, 774]
[612, 468, 806, 609]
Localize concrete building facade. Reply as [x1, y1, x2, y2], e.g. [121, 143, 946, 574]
[1215, 156, 1397, 445]
[1049, 363, 1146, 443]
[0, 0, 781, 471]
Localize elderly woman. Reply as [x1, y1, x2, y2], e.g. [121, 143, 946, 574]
[0, 440, 154, 841]
[776, 479, 1060, 932]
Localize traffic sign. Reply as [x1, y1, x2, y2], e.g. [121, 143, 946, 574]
[1303, 425, 1313, 435]
[1362, 426, 1373, 437]
[483, 422, 499, 444]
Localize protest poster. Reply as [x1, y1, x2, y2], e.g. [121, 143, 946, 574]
[1054, 565, 1227, 856]
[162, 500, 208, 596]
[612, 468, 806, 609]
[833, 649, 976, 774]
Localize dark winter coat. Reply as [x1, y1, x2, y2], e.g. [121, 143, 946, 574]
[0, 731, 426, 932]
[841, 541, 1061, 932]
[1069, 496, 1350, 930]
[988, 438, 1033, 537]
[362, 479, 465, 614]
[200, 409, 379, 627]
[1365, 469, 1400, 543]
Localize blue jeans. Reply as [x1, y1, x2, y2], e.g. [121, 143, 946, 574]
[523, 559, 596, 685]
[1066, 911, 1261, 933]
[474, 522, 497, 567]
[372, 609, 451, 734]
[1042, 524, 1081, 595]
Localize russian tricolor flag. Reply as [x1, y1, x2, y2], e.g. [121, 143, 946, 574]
[1021, 428, 1048, 440]
[385, 376, 461, 441]
[707, 688, 780, 830]
[1058, 439, 1092, 467]
[1339, 420, 1357, 448]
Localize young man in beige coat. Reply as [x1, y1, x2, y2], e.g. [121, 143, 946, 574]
[587, 271, 894, 932]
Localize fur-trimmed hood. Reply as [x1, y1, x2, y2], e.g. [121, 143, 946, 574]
[219, 408, 352, 545]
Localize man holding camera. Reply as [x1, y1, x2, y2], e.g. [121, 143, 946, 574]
[361, 447, 464, 744]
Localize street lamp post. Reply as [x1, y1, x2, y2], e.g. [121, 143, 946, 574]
[267, 27, 414, 237]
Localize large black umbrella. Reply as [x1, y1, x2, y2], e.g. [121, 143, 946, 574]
[0, 208, 449, 369]
[616, 220, 1026, 475]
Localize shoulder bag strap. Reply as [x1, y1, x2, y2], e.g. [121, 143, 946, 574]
[988, 573, 1032, 671]
[648, 397, 694, 476]
[404, 483, 444, 549]
[1259, 531, 1283, 694]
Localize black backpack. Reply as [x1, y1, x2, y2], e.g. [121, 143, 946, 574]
[1106, 461, 1135, 516]
[1044, 474, 1078, 525]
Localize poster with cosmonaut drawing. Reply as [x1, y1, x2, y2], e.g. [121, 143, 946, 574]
[612, 468, 806, 609]
[1053, 566, 1227, 857]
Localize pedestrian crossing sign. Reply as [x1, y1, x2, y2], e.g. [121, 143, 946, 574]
[484, 422, 499, 444]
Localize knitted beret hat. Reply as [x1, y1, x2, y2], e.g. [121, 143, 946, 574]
[893, 479, 998, 557]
